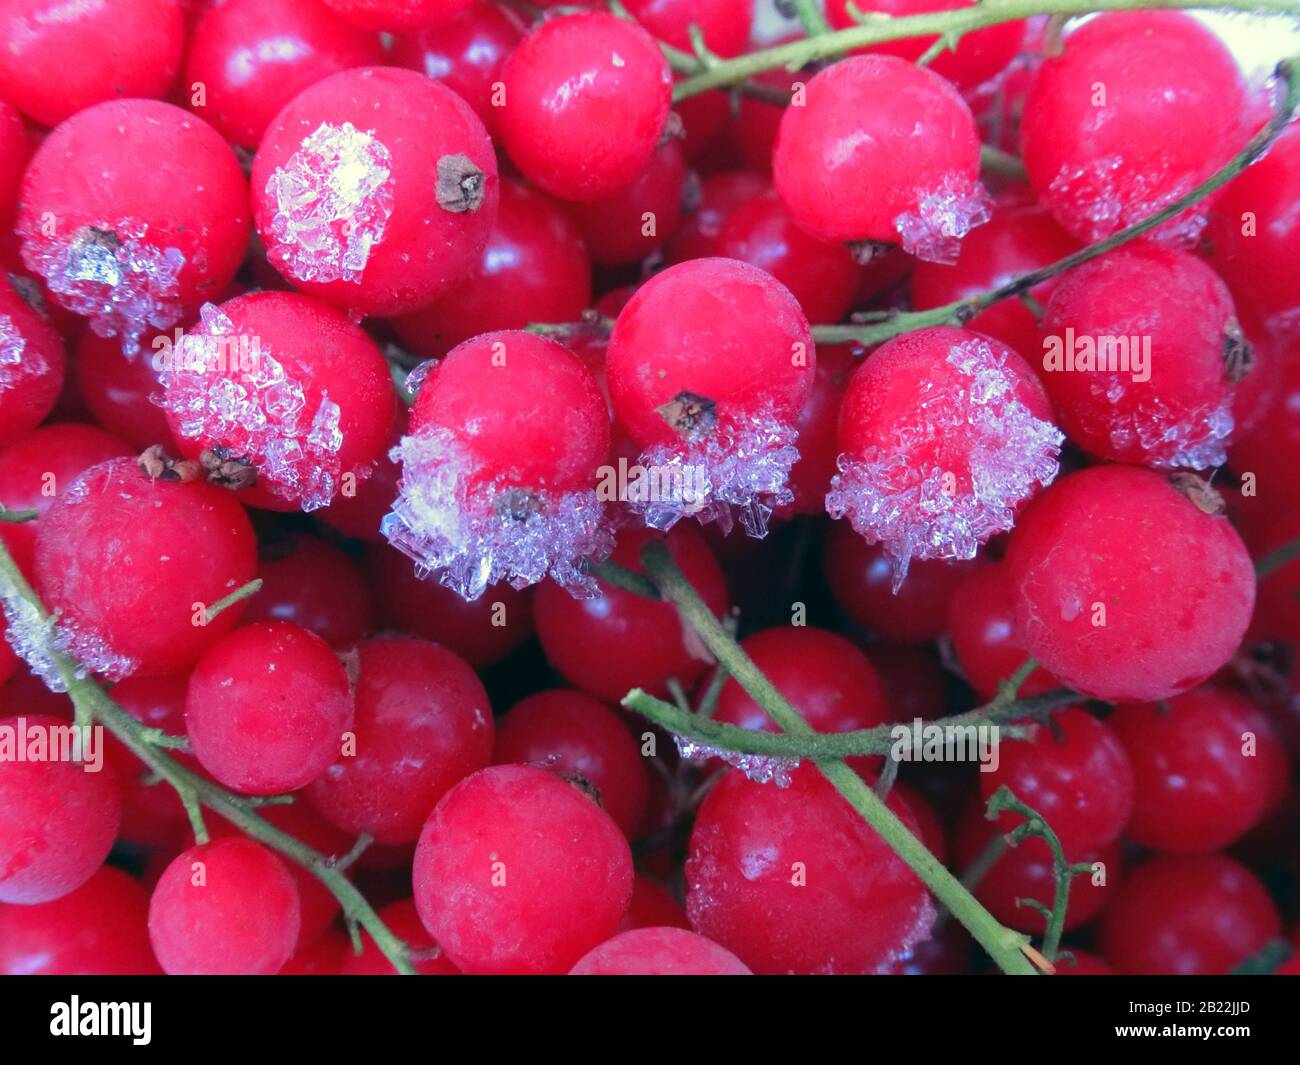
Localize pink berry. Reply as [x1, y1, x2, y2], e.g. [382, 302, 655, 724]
[1021, 12, 1248, 245]
[149, 837, 301, 975]
[243, 533, 376, 649]
[497, 12, 672, 202]
[566, 139, 686, 265]
[308, 635, 493, 843]
[251, 66, 499, 316]
[18, 100, 249, 353]
[0, 277, 66, 448]
[0, 714, 121, 904]
[773, 55, 987, 261]
[623, 0, 752, 59]
[827, 325, 1062, 582]
[686, 766, 933, 974]
[186, 0, 384, 149]
[570, 926, 752, 975]
[384, 329, 612, 600]
[322, 0, 473, 31]
[33, 457, 258, 680]
[185, 621, 355, 794]
[1004, 465, 1256, 702]
[413, 764, 634, 974]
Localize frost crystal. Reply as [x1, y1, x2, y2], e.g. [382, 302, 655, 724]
[0, 312, 40, 395]
[19, 219, 185, 355]
[1098, 377, 1234, 470]
[826, 338, 1063, 588]
[382, 428, 615, 602]
[674, 735, 800, 787]
[1047, 155, 1206, 246]
[895, 173, 991, 264]
[266, 121, 395, 284]
[631, 407, 800, 539]
[157, 303, 345, 511]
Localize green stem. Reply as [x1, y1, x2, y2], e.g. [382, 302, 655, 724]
[0, 507, 38, 523]
[204, 578, 262, 623]
[790, 0, 833, 36]
[1256, 534, 1300, 579]
[588, 557, 661, 599]
[637, 541, 1039, 975]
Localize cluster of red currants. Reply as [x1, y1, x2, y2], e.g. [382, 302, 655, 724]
[0, 0, 1298, 979]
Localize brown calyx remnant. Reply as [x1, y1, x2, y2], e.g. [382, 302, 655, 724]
[557, 770, 605, 808]
[199, 447, 258, 491]
[658, 111, 686, 147]
[1168, 471, 1226, 516]
[436, 154, 487, 213]
[137, 445, 200, 483]
[1223, 319, 1255, 383]
[657, 390, 717, 438]
[846, 239, 894, 265]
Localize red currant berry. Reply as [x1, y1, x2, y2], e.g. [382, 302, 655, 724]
[1098, 853, 1281, 975]
[413, 764, 634, 974]
[0, 865, 159, 975]
[1109, 686, 1287, 853]
[252, 66, 498, 316]
[0, 96, 28, 233]
[1021, 12, 1248, 245]
[186, 621, 354, 794]
[570, 926, 752, 975]
[773, 55, 987, 261]
[393, 177, 591, 360]
[307, 635, 492, 843]
[1004, 465, 1255, 701]
[149, 837, 301, 975]
[686, 765, 933, 974]
[243, 534, 376, 648]
[534, 524, 728, 702]
[0, 0, 185, 128]
[384, 329, 612, 599]
[18, 101, 249, 353]
[279, 930, 349, 976]
[623, 875, 688, 931]
[1240, 501, 1300, 650]
[0, 277, 67, 448]
[322, 0, 471, 31]
[1230, 336, 1300, 511]
[866, 644, 947, 722]
[778, 341, 855, 518]
[623, 0, 752, 59]
[665, 170, 768, 264]
[494, 688, 648, 838]
[159, 292, 396, 513]
[108, 674, 193, 846]
[728, 39, 801, 173]
[0, 714, 121, 904]
[186, 0, 384, 149]
[33, 456, 258, 679]
[74, 328, 174, 451]
[497, 12, 672, 202]
[317, 422, 403, 542]
[567, 138, 686, 265]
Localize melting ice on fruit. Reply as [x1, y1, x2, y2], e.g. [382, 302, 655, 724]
[894, 173, 991, 265]
[0, 313, 39, 395]
[674, 735, 801, 788]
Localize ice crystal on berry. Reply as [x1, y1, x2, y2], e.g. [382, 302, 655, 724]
[1099, 378, 1234, 470]
[826, 339, 1063, 588]
[674, 736, 800, 788]
[1047, 155, 1206, 246]
[632, 408, 800, 539]
[265, 121, 395, 285]
[382, 428, 614, 602]
[158, 303, 345, 511]
[894, 173, 991, 264]
[0, 313, 41, 394]
[19, 219, 185, 355]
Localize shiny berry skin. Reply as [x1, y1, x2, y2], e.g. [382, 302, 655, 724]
[0, 277, 66, 448]
[567, 138, 686, 265]
[534, 524, 729, 702]
[947, 562, 1060, 700]
[322, 0, 472, 31]
[1039, 244, 1246, 470]
[713, 626, 887, 737]
[665, 170, 768, 264]
[1021, 12, 1248, 245]
[252, 66, 499, 316]
[773, 55, 986, 260]
[911, 192, 1079, 358]
[74, 329, 174, 451]
[0, 866, 159, 975]
[494, 688, 648, 838]
[17, 101, 249, 354]
[0, 714, 121, 904]
[393, 178, 592, 360]
[715, 190, 861, 323]
[686, 766, 933, 975]
[307, 635, 493, 843]
[243, 534, 376, 648]
[341, 898, 459, 974]
[413, 764, 634, 974]
[390, 1, 523, 139]
[149, 838, 302, 976]
[0, 0, 185, 127]
[824, 0, 1024, 92]
[34, 457, 258, 679]
[829, 326, 1060, 579]
[186, 0, 384, 149]
[980, 708, 1134, 854]
[160, 292, 397, 513]
[570, 927, 752, 975]
[623, 0, 752, 58]
[1004, 465, 1256, 702]
[498, 12, 672, 202]
[1098, 853, 1281, 975]
[1109, 687, 1287, 853]
[186, 621, 355, 795]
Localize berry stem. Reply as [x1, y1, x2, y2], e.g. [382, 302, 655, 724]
[0, 540, 418, 976]
[790, 0, 834, 36]
[0, 507, 38, 523]
[1255, 534, 1300, 579]
[204, 577, 263, 623]
[635, 540, 1042, 975]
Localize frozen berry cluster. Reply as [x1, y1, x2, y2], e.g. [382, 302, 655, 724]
[0, 0, 1298, 980]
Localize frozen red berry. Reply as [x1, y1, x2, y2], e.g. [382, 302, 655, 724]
[566, 138, 686, 265]
[322, 0, 472, 31]
[570, 926, 752, 975]
[0, 276, 67, 448]
[623, 0, 752, 59]
[243, 533, 376, 649]
[74, 329, 174, 451]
